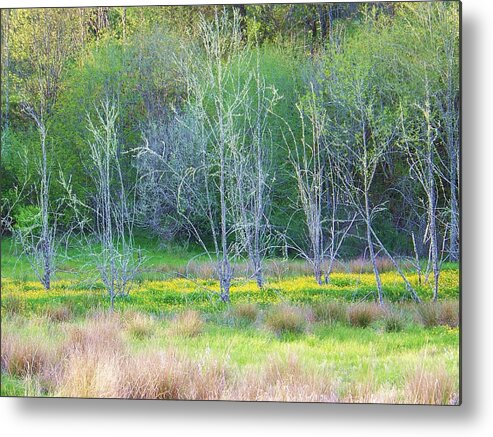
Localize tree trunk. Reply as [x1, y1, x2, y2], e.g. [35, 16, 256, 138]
[364, 187, 383, 306]
[40, 125, 52, 290]
[219, 124, 231, 303]
[317, 5, 327, 44]
[449, 152, 459, 262]
[428, 148, 440, 302]
[366, 222, 383, 306]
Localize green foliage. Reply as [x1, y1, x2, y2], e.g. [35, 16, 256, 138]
[13, 205, 41, 231]
[1, 4, 460, 272]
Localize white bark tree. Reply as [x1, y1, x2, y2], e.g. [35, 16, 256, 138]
[18, 105, 55, 289]
[401, 79, 442, 302]
[325, 60, 421, 304]
[139, 9, 251, 303]
[283, 85, 355, 286]
[229, 53, 279, 289]
[62, 99, 143, 311]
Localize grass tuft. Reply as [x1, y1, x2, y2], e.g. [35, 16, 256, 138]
[232, 303, 259, 324]
[312, 301, 347, 325]
[2, 296, 25, 315]
[383, 308, 406, 332]
[347, 303, 382, 328]
[123, 311, 156, 340]
[168, 310, 204, 338]
[45, 304, 73, 322]
[438, 300, 459, 328]
[1, 332, 57, 379]
[264, 304, 306, 335]
[406, 366, 458, 405]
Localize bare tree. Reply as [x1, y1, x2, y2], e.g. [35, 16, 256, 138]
[282, 85, 354, 286]
[174, 9, 251, 302]
[229, 52, 279, 289]
[401, 79, 442, 302]
[436, 5, 460, 263]
[5, 9, 83, 289]
[288, 91, 325, 286]
[325, 67, 421, 304]
[17, 105, 56, 289]
[62, 99, 143, 311]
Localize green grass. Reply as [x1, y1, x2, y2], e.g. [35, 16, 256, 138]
[0, 236, 460, 402]
[0, 310, 459, 401]
[0, 375, 26, 397]
[0, 236, 205, 281]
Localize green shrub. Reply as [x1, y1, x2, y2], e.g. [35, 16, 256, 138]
[13, 205, 41, 231]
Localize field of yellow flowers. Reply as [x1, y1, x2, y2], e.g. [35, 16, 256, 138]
[1, 268, 459, 316]
[1, 248, 460, 403]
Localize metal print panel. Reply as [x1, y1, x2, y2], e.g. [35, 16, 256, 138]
[0, 1, 460, 404]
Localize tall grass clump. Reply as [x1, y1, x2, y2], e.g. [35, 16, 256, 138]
[264, 304, 306, 335]
[383, 308, 406, 332]
[45, 304, 73, 322]
[64, 312, 124, 355]
[1, 332, 58, 379]
[405, 366, 458, 405]
[234, 352, 338, 402]
[2, 296, 25, 316]
[415, 302, 440, 327]
[168, 310, 204, 338]
[232, 303, 259, 324]
[438, 300, 459, 327]
[415, 301, 459, 328]
[123, 310, 156, 340]
[347, 303, 383, 328]
[312, 301, 347, 325]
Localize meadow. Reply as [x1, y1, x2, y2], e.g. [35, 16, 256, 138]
[1, 238, 460, 403]
[1, 3, 460, 406]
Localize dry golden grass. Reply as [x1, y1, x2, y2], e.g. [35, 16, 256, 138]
[123, 310, 156, 340]
[57, 345, 229, 399]
[415, 301, 459, 328]
[63, 313, 124, 355]
[1, 305, 458, 404]
[264, 304, 306, 335]
[439, 300, 460, 328]
[405, 366, 458, 405]
[167, 310, 204, 338]
[1, 331, 57, 378]
[229, 353, 338, 402]
[45, 304, 73, 322]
